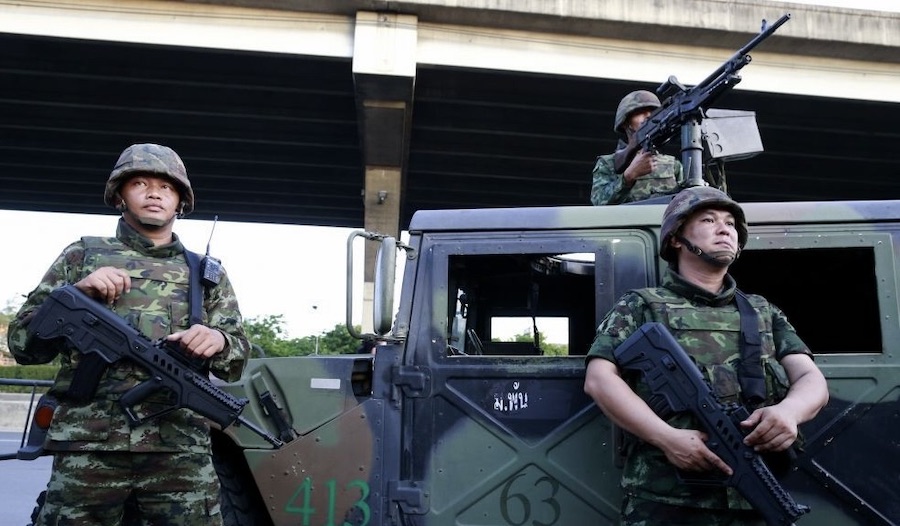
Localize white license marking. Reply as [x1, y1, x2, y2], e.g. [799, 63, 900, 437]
[310, 378, 341, 390]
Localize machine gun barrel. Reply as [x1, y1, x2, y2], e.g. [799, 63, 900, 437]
[613, 14, 791, 176]
[694, 14, 791, 92]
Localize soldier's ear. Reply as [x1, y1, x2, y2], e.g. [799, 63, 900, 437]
[670, 236, 682, 250]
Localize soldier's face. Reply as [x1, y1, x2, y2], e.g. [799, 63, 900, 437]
[678, 208, 738, 264]
[626, 109, 653, 132]
[118, 173, 181, 228]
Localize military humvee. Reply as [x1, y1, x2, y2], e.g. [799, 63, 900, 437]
[201, 199, 898, 526]
[12, 199, 900, 525]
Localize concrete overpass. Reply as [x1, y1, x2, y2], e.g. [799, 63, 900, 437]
[1, 0, 898, 243]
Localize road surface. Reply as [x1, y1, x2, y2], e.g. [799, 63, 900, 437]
[0, 431, 50, 526]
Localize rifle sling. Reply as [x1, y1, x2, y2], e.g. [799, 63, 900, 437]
[734, 289, 766, 406]
[183, 249, 204, 327]
[183, 249, 215, 373]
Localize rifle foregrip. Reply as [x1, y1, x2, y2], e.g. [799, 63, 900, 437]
[119, 377, 164, 425]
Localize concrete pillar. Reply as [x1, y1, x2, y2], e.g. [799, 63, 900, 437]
[352, 11, 416, 333]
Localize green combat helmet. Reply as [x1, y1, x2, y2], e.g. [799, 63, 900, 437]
[104, 143, 195, 214]
[659, 186, 748, 262]
[614, 90, 661, 134]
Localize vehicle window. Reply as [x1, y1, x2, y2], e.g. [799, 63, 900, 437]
[490, 316, 570, 356]
[448, 253, 596, 356]
[731, 246, 882, 354]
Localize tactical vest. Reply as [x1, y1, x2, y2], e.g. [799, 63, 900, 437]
[626, 154, 679, 203]
[81, 236, 199, 338]
[633, 287, 790, 407]
[45, 236, 211, 452]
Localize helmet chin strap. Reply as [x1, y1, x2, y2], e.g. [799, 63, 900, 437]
[122, 206, 173, 229]
[675, 235, 739, 267]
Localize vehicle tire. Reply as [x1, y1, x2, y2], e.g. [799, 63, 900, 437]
[28, 489, 46, 526]
[213, 434, 272, 526]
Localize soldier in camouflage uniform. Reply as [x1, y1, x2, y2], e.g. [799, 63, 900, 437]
[7, 143, 251, 525]
[590, 90, 685, 205]
[583, 187, 828, 525]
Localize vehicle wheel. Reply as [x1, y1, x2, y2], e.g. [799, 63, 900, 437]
[28, 489, 46, 526]
[213, 434, 272, 526]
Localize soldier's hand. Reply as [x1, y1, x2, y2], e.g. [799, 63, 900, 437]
[74, 266, 131, 305]
[167, 325, 227, 359]
[623, 150, 657, 185]
[741, 405, 799, 452]
[658, 427, 733, 476]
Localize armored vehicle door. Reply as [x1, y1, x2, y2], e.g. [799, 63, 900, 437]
[392, 228, 655, 525]
[730, 217, 900, 525]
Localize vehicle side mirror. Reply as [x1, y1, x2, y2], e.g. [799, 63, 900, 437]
[346, 230, 398, 339]
[373, 236, 396, 336]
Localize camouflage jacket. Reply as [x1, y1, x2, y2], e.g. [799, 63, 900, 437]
[586, 267, 811, 509]
[590, 152, 683, 205]
[7, 219, 250, 453]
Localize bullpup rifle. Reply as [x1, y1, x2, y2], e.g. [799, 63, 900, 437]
[26, 284, 284, 448]
[613, 322, 809, 526]
[613, 14, 791, 186]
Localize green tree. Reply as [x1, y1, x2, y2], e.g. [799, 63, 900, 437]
[3, 295, 23, 316]
[243, 314, 304, 357]
[292, 323, 364, 355]
[2, 299, 18, 358]
[509, 328, 568, 356]
[315, 323, 365, 355]
[243, 316, 365, 357]
[1, 297, 19, 324]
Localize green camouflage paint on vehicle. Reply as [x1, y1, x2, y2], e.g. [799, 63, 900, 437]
[8, 199, 900, 525]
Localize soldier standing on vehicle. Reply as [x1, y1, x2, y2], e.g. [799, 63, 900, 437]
[7, 143, 251, 526]
[590, 90, 685, 205]
[583, 187, 828, 525]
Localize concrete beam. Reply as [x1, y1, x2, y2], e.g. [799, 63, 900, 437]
[0, 0, 355, 56]
[352, 11, 416, 331]
[4, 1, 896, 103]
[183, 0, 900, 62]
[413, 19, 900, 103]
[353, 12, 416, 169]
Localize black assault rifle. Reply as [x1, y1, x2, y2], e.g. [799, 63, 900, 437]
[613, 14, 791, 185]
[613, 322, 809, 526]
[26, 285, 284, 448]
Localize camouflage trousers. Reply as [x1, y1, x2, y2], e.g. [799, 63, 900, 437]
[621, 495, 766, 526]
[36, 450, 222, 526]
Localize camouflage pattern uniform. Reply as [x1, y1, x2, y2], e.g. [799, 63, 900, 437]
[7, 145, 250, 525]
[591, 90, 729, 205]
[590, 152, 683, 205]
[586, 267, 811, 525]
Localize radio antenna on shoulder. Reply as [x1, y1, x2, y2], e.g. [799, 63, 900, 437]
[206, 215, 218, 256]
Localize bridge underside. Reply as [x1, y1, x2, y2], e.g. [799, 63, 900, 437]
[1, 1, 898, 231]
